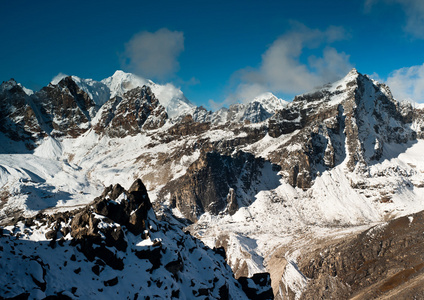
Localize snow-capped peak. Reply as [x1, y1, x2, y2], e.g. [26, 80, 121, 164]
[252, 92, 278, 102]
[0, 79, 33, 96]
[0, 79, 18, 92]
[101, 70, 149, 99]
[48, 70, 194, 118]
[252, 92, 288, 114]
[327, 68, 360, 92]
[19, 84, 34, 96]
[101, 70, 194, 118]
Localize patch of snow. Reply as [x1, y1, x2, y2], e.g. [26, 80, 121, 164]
[281, 260, 308, 300]
[33, 136, 63, 160]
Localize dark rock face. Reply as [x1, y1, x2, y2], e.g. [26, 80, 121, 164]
[268, 107, 305, 138]
[67, 179, 152, 268]
[167, 114, 211, 137]
[36, 76, 96, 138]
[0, 79, 169, 149]
[0, 80, 43, 149]
[94, 86, 167, 137]
[238, 273, 274, 300]
[162, 151, 281, 222]
[294, 210, 424, 299]
[0, 76, 97, 144]
[89, 180, 151, 235]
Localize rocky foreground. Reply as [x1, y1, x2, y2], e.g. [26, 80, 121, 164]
[0, 179, 272, 299]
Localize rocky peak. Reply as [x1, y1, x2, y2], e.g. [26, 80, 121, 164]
[57, 76, 97, 115]
[266, 69, 416, 188]
[93, 85, 168, 137]
[0, 79, 42, 147]
[191, 96, 287, 126]
[34, 76, 98, 138]
[0, 78, 19, 93]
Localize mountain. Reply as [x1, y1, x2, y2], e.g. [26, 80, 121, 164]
[92, 85, 168, 137]
[52, 71, 194, 119]
[190, 92, 287, 125]
[1, 69, 424, 298]
[101, 70, 194, 119]
[0, 79, 43, 149]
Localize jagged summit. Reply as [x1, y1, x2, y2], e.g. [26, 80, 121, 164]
[292, 68, 392, 112]
[0, 78, 33, 96]
[0, 78, 18, 90]
[347, 67, 359, 76]
[75, 70, 195, 118]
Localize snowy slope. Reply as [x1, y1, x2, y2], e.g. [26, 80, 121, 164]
[0, 136, 103, 222]
[71, 76, 111, 106]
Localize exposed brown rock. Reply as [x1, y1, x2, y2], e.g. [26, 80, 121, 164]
[0, 80, 43, 147]
[161, 151, 280, 222]
[167, 114, 210, 137]
[94, 86, 167, 137]
[293, 211, 424, 299]
[36, 76, 96, 138]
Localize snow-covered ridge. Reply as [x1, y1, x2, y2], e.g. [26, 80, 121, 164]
[190, 92, 288, 125]
[49, 71, 289, 123]
[49, 70, 195, 119]
[83, 71, 195, 118]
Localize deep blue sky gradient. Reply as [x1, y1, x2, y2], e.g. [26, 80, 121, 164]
[2, 0, 424, 107]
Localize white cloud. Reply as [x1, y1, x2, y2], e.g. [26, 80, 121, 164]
[226, 24, 353, 105]
[365, 0, 424, 38]
[51, 72, 68, 85]
[386, 63, 424, 102]
[122, 28, 184, 80]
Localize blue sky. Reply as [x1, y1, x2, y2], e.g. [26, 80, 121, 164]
[2, 0, 424, 108]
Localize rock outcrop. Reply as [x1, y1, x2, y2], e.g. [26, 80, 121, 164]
[280, 211, 424, 299]
[0, 79, 43, 149]
[161, 150, 281, 222]
[0, 179, 272, 299]
[36, 76, 97, 138]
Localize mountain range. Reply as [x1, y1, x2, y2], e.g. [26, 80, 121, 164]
[1, 69, 424, 299]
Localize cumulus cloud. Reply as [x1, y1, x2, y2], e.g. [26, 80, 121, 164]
[365, 0, 424, 38]
[225, 24, 353, 104]
[386, 63, 424, 102]
[122, 28, 184, 80]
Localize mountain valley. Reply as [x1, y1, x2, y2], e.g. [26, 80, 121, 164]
[1, 69, 424, 299]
